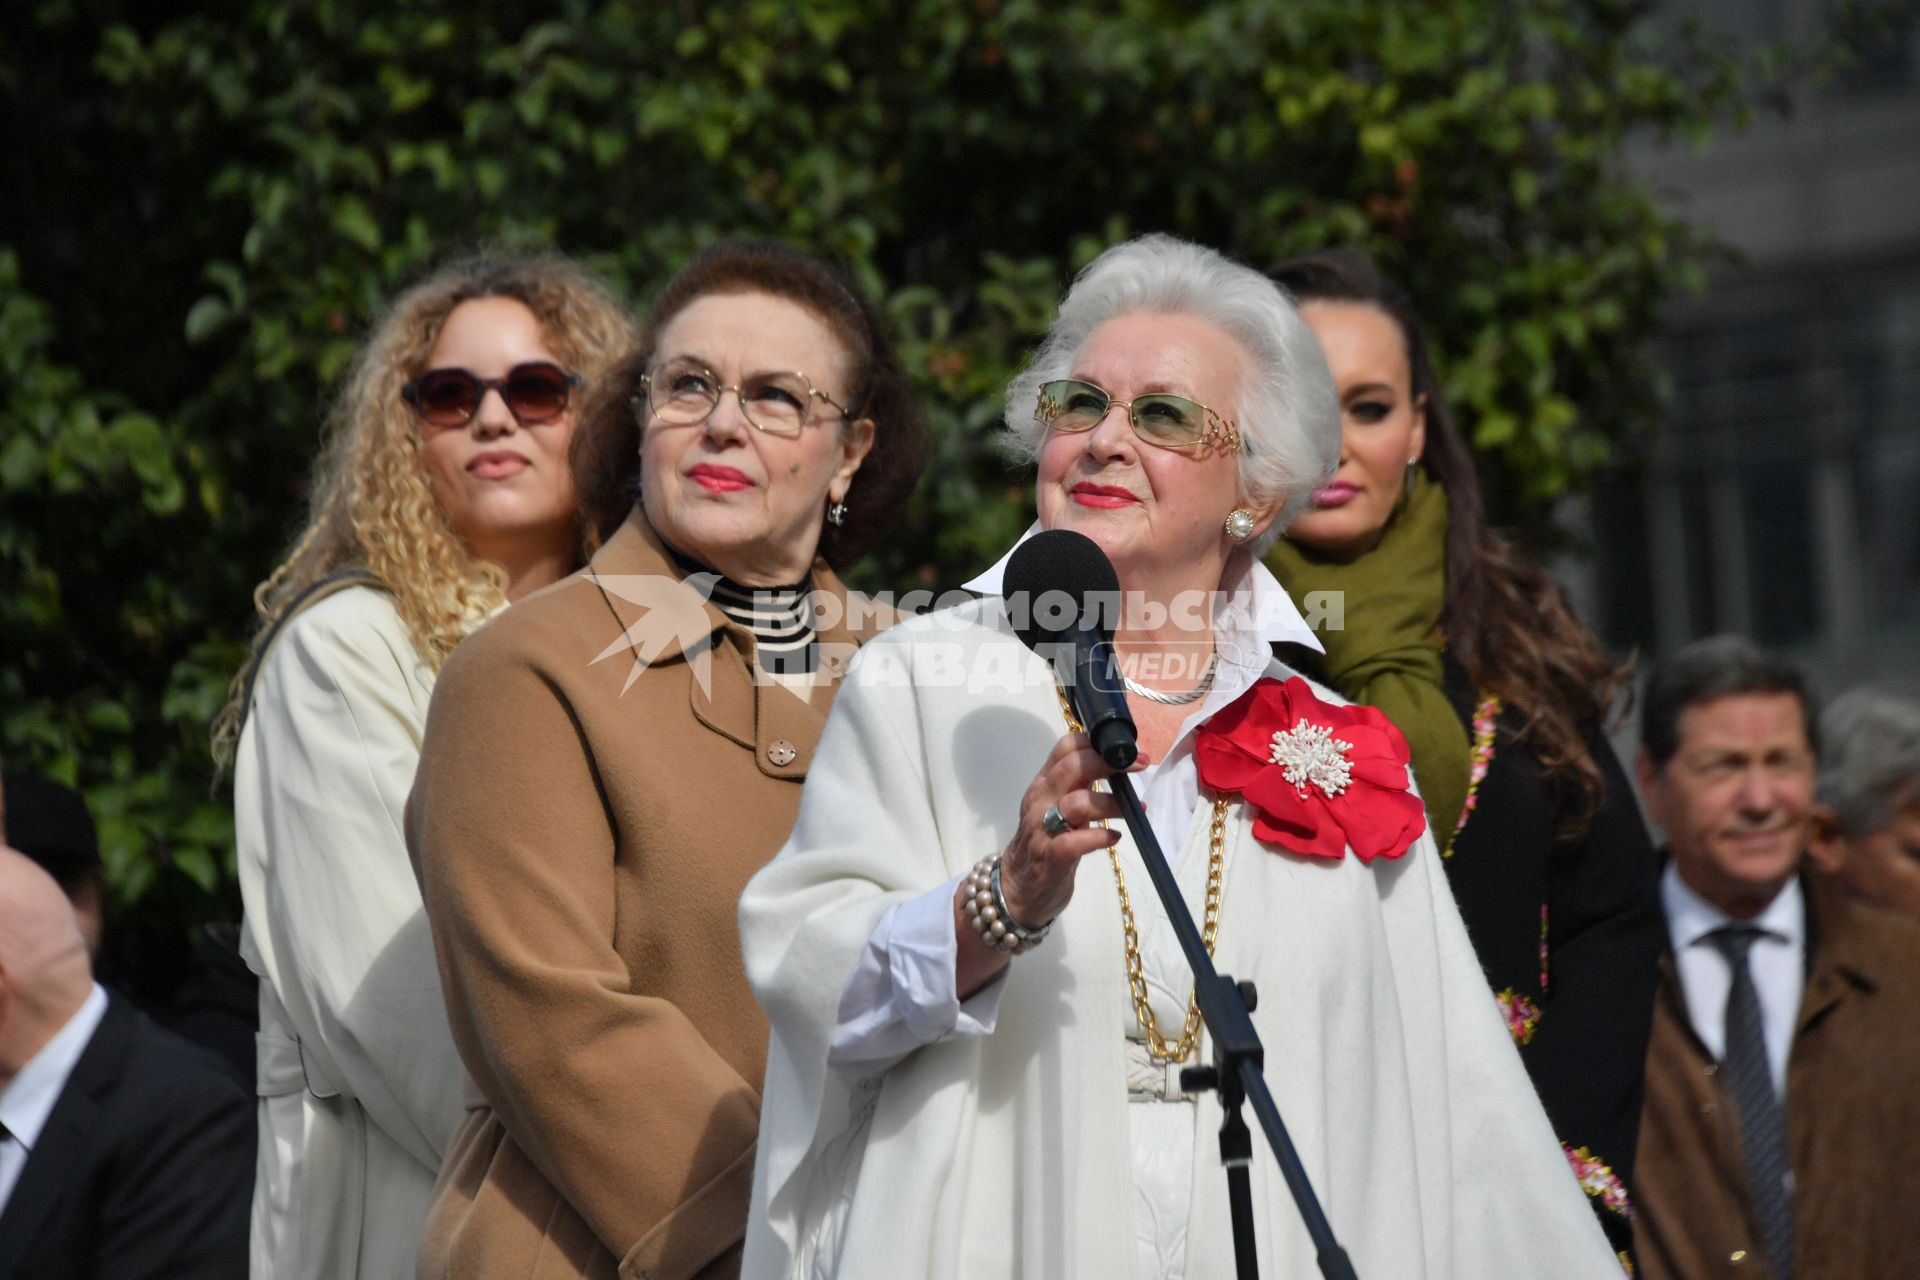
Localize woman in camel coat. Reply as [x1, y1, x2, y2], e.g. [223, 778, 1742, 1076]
[407, 241, 926, 1280]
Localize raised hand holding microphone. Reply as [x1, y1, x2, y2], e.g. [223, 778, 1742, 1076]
[952, 529, 1153, 996]
[953, 730, 1146, 998]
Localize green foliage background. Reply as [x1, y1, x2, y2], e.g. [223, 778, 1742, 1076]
[0, 0, 1862, 983]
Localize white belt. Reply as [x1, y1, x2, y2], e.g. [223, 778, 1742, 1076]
[1125, 1038, 1198, 1103]
[255, 1029, 341, 1099]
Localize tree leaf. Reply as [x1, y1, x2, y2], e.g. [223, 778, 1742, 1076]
[184, 295, 229, 343]
[330, 196, 382, 252]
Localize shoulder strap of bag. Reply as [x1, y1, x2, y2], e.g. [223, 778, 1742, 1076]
[234, 569, 387, 738]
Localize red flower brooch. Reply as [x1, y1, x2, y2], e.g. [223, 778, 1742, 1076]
[1194, 676, 1426, 862]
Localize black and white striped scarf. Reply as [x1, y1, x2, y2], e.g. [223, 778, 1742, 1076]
[669, 547, 817, 676]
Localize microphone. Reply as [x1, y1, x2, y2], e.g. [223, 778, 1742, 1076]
[1003, 543, 1358, 1280]
[1003, 530, 1138, 770]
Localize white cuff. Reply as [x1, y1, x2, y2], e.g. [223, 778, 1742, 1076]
[827, 873, 1008, 1072]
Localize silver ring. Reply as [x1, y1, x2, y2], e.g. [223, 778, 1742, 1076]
[1041, 803, 1073, 837]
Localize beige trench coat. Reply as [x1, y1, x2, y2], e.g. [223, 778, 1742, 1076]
[235, 583, 469, 1280]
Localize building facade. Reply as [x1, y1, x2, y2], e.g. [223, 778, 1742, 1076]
[1591, 2, 1920, 694]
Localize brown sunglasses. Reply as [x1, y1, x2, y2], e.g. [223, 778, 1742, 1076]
[402, 362, 582, 427]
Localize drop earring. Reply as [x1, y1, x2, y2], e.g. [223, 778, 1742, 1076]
[1404, 459, 1419, 497]
[1223, 508, 1256, 543]
[827, 499, 848, 527]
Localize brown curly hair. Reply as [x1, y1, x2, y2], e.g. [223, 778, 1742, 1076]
[1270, 248, 1627, 841]
[571, 240, 928, 567]
[212, 251, 637, 764]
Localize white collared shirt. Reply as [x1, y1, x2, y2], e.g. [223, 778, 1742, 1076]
[963, 522, 1324, 861]
[0, 983, 108, 1215]
[826, 529, 1325, 1070]
[1661, 865, 1804, 1097]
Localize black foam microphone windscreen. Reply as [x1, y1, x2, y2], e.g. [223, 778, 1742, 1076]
[1002, 529, 1137, 768]
[1002, 529, 1121, 649]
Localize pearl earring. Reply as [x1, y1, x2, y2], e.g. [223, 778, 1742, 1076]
[1223, 508, 1256, 543]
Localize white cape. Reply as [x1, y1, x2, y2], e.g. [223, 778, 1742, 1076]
[739, 600, 1620, 1279]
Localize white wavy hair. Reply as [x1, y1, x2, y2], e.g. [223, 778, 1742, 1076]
[1002, 233, 1339, 555]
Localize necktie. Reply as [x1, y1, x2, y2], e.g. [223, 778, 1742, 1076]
[1708, 924, 1795, 1280]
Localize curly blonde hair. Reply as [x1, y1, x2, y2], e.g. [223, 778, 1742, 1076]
[212, 251, 636, 765]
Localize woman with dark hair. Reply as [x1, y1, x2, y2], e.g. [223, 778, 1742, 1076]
[1265, 247, 1662, 1264]
[408, 240, 927, 1280]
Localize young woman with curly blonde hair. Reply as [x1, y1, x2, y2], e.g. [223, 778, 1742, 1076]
[214, 251, 635, 1280]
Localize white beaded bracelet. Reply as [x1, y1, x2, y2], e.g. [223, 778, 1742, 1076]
[961, 855, 1051, 955]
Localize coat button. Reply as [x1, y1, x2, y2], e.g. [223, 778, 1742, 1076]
[1729, 1249, 1747, 1264]
[767, 739, 797, 766]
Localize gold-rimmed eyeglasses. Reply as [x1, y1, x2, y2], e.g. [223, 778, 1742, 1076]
[637, 359, 850, 438]
[1035, 378, 1242, 453]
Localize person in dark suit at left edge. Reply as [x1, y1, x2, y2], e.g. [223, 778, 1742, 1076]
[0, 842, 251, 1280]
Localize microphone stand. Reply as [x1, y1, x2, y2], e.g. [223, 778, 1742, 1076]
[1066, 638, 1358, 1279]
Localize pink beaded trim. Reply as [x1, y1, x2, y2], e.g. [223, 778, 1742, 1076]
[1540, 901, 1551, 993]
[1563, 1144, 1634, 1219]
[1442, 694, 1500, 858]
[1495, 988, 1542, 1046]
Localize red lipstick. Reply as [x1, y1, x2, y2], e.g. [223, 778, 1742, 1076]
[689, 464, 753, 493]
[1071, 482, 1140, 509]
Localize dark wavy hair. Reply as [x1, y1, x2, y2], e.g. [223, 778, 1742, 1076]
[571, 240, 927, 569]
[1269, 248, 1627, 841]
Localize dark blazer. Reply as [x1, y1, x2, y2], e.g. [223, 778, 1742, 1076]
[1438, 653, 1664, 1261]
[1634, 873, 1920, 1280]
[0, 993, 252, 1280]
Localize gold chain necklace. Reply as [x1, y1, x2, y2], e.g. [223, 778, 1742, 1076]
[1053, 684, 1227, 1064]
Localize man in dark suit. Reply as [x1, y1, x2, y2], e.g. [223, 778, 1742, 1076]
[1, 766, 255, 1090]
[1631, 636, 1920, 1280]
[0, 844, 251, 1280]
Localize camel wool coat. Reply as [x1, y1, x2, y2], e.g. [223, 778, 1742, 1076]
[408, 510, 890, 1280]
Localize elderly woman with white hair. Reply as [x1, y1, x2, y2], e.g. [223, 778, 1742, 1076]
[738, 235, 1620, 1279]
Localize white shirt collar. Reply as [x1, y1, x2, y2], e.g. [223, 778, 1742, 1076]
[0, 984, 108, 1153]
[1661, 863, 1806, 953]
[961, 521, 1325, 657]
